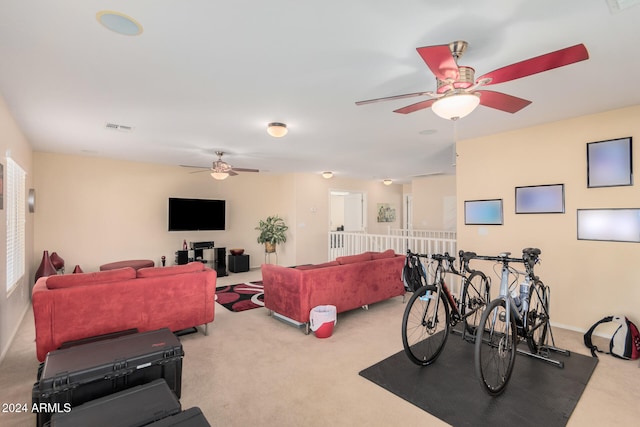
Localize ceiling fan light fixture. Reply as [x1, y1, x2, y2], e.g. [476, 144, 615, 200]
[322, 171, 333, 179]
[432, 93, 480, 120]
[267, 122, 288, 138]
[383, 179, 393, 186]
[211, 171, 229, 180]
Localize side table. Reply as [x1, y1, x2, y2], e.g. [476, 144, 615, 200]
[228, 254, 250, 273]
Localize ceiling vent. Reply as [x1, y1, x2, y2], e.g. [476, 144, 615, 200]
[105, 122, 134, 132]
[607, 0, 640, 13]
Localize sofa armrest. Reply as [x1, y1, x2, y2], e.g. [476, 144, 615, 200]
[262, 264, 311, 324]
[32, 278, 55, 362]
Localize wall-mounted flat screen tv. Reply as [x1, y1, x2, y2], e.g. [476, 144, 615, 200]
[464, 199, 503, 225]
[168, 198, 226, 231]
[515, 184, 565, 214]
[577, 208, 640, 243]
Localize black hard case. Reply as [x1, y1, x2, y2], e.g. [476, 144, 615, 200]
[147, 407, 212, 427]
[33, 328, 183, 427]
[48, 378, 181, 427]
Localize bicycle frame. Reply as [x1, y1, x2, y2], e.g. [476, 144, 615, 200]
[422, 252, 485, 327]
[479, 250, 568, 367]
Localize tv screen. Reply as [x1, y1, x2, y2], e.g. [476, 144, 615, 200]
[464, 199, 503, 225]
[515, 184, 565, 214]
[168, 198, 226, 231]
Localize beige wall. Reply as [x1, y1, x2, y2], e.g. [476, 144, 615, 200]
[32, 155, 404, 271]
[0, 97, 34, 361]
[457, 105, 640, 331]
[292, 174, 404, 265]
[411, 174, 457, 230]
[33, 153, 298, 271]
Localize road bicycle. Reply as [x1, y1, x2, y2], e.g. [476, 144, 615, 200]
[473, 248, 569, 396]
[401, 249, 491, 366]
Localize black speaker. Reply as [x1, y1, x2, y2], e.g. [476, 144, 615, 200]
[175, 250, 188, 265]
[214, 247, 227, 277]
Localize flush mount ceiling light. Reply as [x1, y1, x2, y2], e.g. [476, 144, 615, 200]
[96, 11, 143, 36]
[383, 179, 393, 186]
[431, 92, 480, 120]
[267, 122, 288, 138]
[322, 171, 333, 179]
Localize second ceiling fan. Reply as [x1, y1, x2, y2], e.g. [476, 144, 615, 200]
[356, 41, 589, 120]
[186, 151, 259, 180]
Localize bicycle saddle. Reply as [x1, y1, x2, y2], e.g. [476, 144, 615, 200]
[522, 247, 541, 256]
[461, 251, 477, 262]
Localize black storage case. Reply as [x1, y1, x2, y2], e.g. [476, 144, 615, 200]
[147, 407, 212, 426]
[33, 328, 183, 427]
[48, 378, 181, 427]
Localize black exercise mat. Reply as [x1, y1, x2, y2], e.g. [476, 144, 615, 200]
[359, 335, 598, 427]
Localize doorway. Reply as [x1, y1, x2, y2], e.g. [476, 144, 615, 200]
[329, 190, 366, 232]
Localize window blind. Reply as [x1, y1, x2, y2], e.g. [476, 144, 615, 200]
[6, 158, 26, 292]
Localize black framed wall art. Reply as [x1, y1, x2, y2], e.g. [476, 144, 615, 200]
[464, 199, 503, 225]
[577, 208, 640, 243]
[587, 137, 633, 188]
[515, 184, 565, 214]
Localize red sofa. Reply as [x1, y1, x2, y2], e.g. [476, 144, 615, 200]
[32, 262, 216, 362]
[261, 250, 405, 329]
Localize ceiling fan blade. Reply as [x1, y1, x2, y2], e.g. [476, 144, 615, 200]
[232, 167, 259, 173]
[416, 44, 460, 81]
[477, 43, 589, 85]
[393, 98, 437, 114]
[355, 91, 433, 106]
[228, 170, 239, 176]
[476, 90, 532, 113]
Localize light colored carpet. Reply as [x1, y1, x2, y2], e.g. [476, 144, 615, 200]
[1, 268, 638, 426]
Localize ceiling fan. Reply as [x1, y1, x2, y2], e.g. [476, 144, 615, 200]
[183, 151, 259, 180]
[356, 41, 589, 120]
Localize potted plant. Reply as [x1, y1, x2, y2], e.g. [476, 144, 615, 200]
[256, 215, 288, 253]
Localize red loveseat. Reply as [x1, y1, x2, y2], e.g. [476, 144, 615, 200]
[261, 250, 405, 330]
[32, 262, 216, 362]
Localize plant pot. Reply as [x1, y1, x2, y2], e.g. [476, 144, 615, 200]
[265, 242, 276, 253]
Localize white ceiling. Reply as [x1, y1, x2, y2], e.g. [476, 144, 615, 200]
[1, 0, 639, 183]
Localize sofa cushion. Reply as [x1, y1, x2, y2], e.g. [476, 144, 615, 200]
[371, 249, 396, 260]
[46, 267, 136, 289]
[136, 262, 205, 278]
[335, 253, 373, 265]
[296, 261, 340, 270]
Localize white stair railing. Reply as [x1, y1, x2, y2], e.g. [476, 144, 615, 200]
[328, 230, 456, 260]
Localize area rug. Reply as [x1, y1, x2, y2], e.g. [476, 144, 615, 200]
[215, 281, 264, 312]
[359, 335, 598, 427]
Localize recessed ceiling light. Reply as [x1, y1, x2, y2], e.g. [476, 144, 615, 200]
[96, 11, 143, 36]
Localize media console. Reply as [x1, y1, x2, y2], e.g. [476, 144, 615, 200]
[175, 241, 227, 277]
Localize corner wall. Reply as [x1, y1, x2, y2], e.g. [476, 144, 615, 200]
[456, 105, 640, 331]
[0, 96, 34, 362]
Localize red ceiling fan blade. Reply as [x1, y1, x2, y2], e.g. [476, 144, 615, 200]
[393, 98, 437, 115]
[476, 90, 532, 113]
[478, 43, 589, 85]
[416, 44, 460, 81]
[355, 91, 433, 106]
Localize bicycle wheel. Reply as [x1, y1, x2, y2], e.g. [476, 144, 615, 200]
[402, 284, 451, 366]
[474, 298, 517, 396]
[461, 271, 490, 334]
[526, 280, 550, 354]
